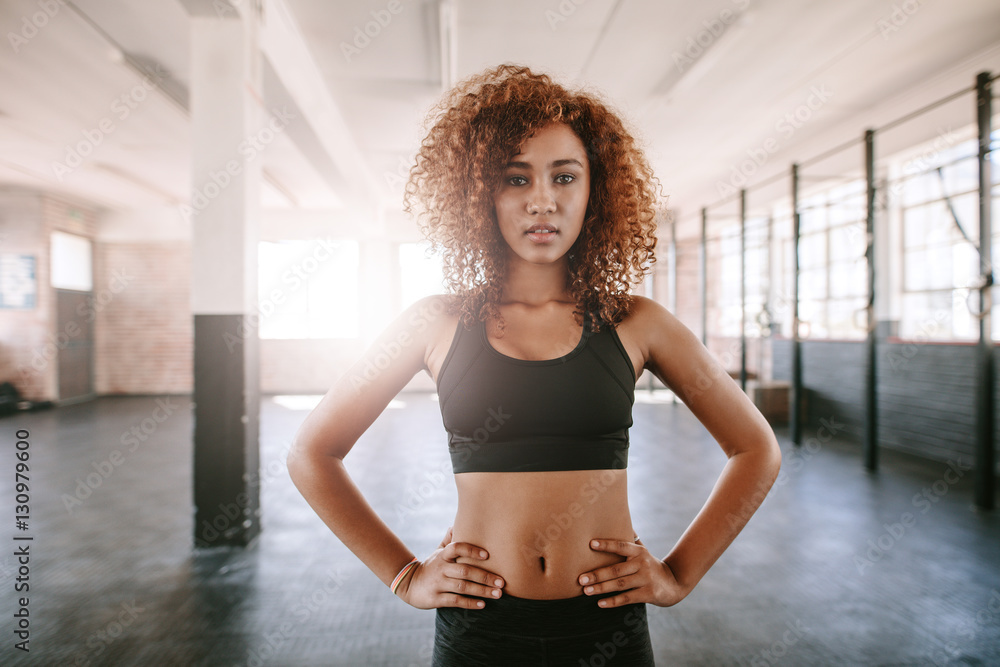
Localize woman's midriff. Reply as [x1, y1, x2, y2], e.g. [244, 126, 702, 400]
[452, 469, 634, 600]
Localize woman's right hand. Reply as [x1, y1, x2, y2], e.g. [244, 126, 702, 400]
[396, 527, 505, 609]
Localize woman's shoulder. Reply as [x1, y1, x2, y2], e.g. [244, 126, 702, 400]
[399, 294, 462, 335]
[406, 293, 459, 314]
[620, 295, 676, 329]
[403, 294, 466, 381]
[615, 295, 690, 349]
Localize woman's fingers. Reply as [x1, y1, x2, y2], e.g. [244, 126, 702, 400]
[439, 592, 489, 609]
[576, 539, 684, 608]
[445, 562, 504, 591]
[396, 536, 505, 609]
[421, 561, 502, 609]
[578, 558, 642, 592]
[443, 540, 490, 562]
[443, 575, 503, 601]
[416, 539, 504, 609]
[577, 538, 661, 608]
[438, 526, 454, 548]
[588, 538, 641, 555]
[578, 538, 642, 587]
[581, 564, 645, 608]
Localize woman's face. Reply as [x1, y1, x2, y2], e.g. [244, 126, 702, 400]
[493, 122, 590, 267]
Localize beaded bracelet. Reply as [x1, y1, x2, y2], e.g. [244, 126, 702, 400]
[390, 557, 420, 595]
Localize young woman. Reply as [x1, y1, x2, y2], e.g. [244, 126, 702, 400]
[288, 64, 781, 665]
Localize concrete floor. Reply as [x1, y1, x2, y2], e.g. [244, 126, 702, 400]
[1, 393, 998, 666]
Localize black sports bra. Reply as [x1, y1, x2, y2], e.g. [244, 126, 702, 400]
[435, 315, 636, 473]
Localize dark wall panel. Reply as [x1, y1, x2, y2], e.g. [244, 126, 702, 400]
[877, 342, 977, 463]
[771, 338, 996, 471]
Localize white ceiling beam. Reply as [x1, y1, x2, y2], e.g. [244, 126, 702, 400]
[258, 0, 380, 211]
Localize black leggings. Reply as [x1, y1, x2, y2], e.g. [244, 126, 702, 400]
[432, 593, 655, 666]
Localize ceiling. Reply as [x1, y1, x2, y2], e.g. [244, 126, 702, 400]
[0, 0, 998, 229]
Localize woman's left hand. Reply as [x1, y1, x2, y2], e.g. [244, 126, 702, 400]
[577, 537, 687, 608]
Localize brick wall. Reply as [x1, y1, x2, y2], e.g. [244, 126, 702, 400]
[94, 242, 193, 394]
[0, 191, 97, 401]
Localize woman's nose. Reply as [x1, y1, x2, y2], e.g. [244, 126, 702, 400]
[526, 184, 556, 214]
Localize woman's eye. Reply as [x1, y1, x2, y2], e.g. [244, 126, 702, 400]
[508, 175, 528, 186]
[555, 174, 575, 184]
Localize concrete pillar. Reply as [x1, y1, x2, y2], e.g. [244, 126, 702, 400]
[189, 12, 262, 547]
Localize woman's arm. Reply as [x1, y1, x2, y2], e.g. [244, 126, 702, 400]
[287, 295, 504, 609]
[578, 296, 782, 607]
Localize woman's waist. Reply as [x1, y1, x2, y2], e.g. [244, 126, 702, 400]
[452, 498, 633, 598]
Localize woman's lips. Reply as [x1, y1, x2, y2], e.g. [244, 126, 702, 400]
[526, 229, 557, 243]
[526, 224, 557, 244]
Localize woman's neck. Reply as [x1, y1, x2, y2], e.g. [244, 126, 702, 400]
[500, 253, 572, 307]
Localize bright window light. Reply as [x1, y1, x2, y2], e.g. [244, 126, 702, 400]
[258, 240, 359, 339]
[399, 242, 444, 309]
[51, 231, 92, 291]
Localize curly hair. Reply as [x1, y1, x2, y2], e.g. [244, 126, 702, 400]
[404, 64, 661, 332]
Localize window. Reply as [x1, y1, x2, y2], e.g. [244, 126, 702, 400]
[714, 224, 742, 337]
[743, 215, 770, 337]
[258, 239, 358, 339]
[897, 134, 999, 340]
[51, 231, 92, 291]
[795, 180, 868, 339]
[772, 205, 795, 338]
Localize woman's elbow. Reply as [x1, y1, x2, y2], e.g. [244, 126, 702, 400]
[287, 430, 326, 485]
[286, 430, 346, 483]
[761, 431, 782, 482]
[286, 436, 310, 485]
